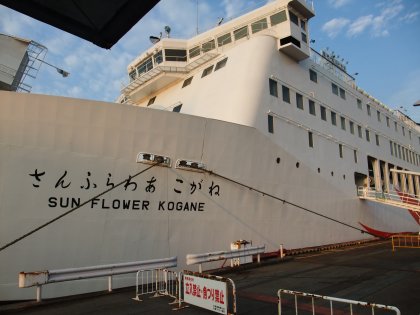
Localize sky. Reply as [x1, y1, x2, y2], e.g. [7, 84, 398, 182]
[0, 0, 419, 121]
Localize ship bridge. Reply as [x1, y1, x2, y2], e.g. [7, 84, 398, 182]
[358, 168, 420, 215]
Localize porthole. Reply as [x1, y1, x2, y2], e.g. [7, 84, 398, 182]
[276, 157, 281, 164]
[331, 171, 334, 176]
[317, 168, 320, 173]
[343, 174, 346, 180]
[296, 162, 300, 168]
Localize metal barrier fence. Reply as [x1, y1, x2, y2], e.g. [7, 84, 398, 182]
[19, 256, 177, 302]
[392, 234, 420, 251]
[277, 289, 401, 315]
[186, 245, 265, 273]
[132, 269, 180, 304]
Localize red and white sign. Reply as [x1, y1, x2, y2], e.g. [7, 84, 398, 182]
[183, 274, 227, 314]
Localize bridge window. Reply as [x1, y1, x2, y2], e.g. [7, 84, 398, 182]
[165, 49, 187, 62]
[189, 46, 201, 59]
[357, 99, 362, 110]
[375, 134, 380, 146]
[202, 40, 216, 52]
[270, 10, 287, 26]
[339, 88, 346, 99]
[251, 18, 268, 33]
[308, 131, 313, 148]
[137, 57, 153, 75]
[366, 104, 371, 116]
[217, 33, 232, 47]
[358, 125, 362, 138]
[129, 69, 136, 82]
[234, 26, 248, 40]
[154, 50, 163, 64]
[289, 11, 299, 26]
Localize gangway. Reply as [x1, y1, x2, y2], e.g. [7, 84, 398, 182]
[358, 168, 420, 214]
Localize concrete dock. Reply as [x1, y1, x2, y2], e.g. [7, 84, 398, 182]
[2, 240, 419, 314]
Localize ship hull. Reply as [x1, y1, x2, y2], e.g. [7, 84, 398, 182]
[0, 92, 417, 300]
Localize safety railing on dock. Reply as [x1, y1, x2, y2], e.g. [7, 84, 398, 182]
[186, 245, 265, 273]
[19, 256, 177, 302]
[277, 289, 401, 315]
[392, 234, 420, 251]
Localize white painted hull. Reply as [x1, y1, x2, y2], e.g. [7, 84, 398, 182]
[0, 92, 417, 300]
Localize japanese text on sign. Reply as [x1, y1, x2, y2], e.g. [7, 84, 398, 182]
[183, 274, 227, 315]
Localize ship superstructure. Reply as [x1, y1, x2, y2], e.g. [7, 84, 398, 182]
[1, 0, 419, 301]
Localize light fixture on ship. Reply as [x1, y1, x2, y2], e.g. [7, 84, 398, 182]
[175, 159, 206, 172]
[136, 152, 171, 167]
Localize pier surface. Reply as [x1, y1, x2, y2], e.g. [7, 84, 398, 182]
[2, 241, 419, 314]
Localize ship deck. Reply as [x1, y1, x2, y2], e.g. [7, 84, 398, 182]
[2, 240, 419, 314]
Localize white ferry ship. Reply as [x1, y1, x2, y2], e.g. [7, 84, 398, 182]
[1, 0, 419, 301]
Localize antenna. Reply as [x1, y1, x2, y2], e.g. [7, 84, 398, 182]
[149, 32, 162, 44]
[164, 26, 171, 38]
[196, 0, 199, 35]
[217, 17, 224, 26]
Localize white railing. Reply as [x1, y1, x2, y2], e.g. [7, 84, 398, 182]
[186, 245, 265, 273]
[278, 289, 401, 315]
[357, 186, 420, 212]
[19, 256, 177, 302]
[133, 269, 180, 303]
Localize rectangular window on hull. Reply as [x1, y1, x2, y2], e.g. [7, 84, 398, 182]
[308, 131, 313, 147]
[331, 83, 338, 95]
[296, 93, 303, 110]
[339, 88, 346, 99]
[367, 104, 371, 116]
[339, 144, 343, 158]
[331, 111, 337, 126]
[268, 115, 273, 133]
[357, 99, 362, 110]
[386, 116, 390, 127]
[202, 65, 213, 78]
[309, 69, 317, 83]
[269, 79, 278, 97]
[309, 100, 316, 115]
[349, 121, 354, 134]
[182, 77, 193, 88]
[358, 125, 362, 138]
[354, 150, 358, 163]
[390, 141, 393, 156]
[340, 116, 346, 130]
[282, 85, 290, 103]
[320, 106, 326, 121]
[377, 110, 381, 122]
[215, 58, 228, 71]
[366, 129, 370, 142]
[375, 134, 380, 146]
